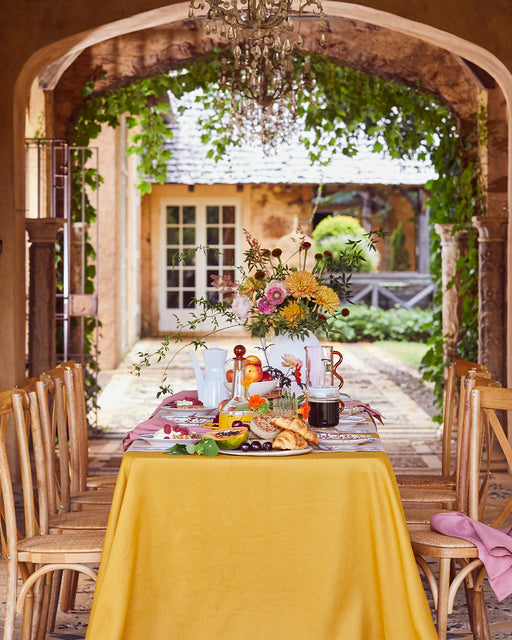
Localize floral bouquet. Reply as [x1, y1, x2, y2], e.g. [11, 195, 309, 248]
[209, 227, 357, 340]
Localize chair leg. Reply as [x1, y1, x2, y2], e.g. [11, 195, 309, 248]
[45, 569, 62, 632]
[470, 588, 492, 640]
[59, 570, 79, 612]
[436, 558, 451, 640]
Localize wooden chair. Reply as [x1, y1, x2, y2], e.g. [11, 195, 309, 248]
[397, 358, 488, 491]
[39, 366, 114, 509]
[404, 372, 498, 530]
[56, 361, 118, 490]
[410, 384, 512, 640]
[0, 388, 104, 640]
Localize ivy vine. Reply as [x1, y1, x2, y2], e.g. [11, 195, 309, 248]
[70, 51, 483, 417]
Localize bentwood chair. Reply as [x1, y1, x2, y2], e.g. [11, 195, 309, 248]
[0, 388, 104, 640]
[56, 361, 118, 490]
[39, 365, 114, 509]
[410, 384, 512, 640]
[404, 372, 498, 530]
[397, 359, 488, 491]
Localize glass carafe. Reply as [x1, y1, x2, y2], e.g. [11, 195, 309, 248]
[218, 345, 256, 429]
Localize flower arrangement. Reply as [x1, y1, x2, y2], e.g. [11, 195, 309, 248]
[210, 227, 356, 340]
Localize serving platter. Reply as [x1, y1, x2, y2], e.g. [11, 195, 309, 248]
[158, 406, 216, 417]
[219, 446, 313, 457]
[139, 433, 202, 447]
[314, 432, 374, 445]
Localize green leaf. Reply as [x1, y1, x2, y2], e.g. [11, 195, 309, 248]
[165, 444, 189, 455]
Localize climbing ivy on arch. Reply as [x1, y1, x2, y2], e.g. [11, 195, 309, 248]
[70, 50, 483, 418]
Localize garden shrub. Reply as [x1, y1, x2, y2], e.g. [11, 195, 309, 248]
[323, 304, 433, 343]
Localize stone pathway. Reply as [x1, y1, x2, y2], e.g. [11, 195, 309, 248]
[2, 338, 512, 638]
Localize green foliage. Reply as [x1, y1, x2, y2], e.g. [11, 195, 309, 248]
[72, 50, 483, 417]
[312, 215, 380, 272]
[390, 222, 411, 271]
[323, 304, 433, 343]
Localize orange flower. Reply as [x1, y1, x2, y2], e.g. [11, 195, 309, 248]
[249, 395, 266, 410]
[279, 301, 304, 326]
[299, 402, 311, 420]
[314, 285, 340, 313]
[284, 270, 318, 299]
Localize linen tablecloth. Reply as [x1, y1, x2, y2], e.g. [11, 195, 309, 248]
[86, 451, 438, 640]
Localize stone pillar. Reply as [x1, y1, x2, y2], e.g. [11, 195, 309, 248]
[472, 216, 508, 383]
[434, 224, 469, 363]
[25, 218, 65, 377]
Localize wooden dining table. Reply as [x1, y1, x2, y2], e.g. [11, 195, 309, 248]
[85, 447, 439, 640]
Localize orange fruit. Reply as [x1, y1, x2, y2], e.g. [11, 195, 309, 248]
[244, 355, 262, 367]
[226, 369, 234, 383]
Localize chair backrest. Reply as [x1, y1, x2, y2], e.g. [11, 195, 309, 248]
[442, 359, 489, 478]
[468, 385, 512, 526]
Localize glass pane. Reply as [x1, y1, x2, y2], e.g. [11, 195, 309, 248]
[183, 270, 195, 287]
[223, 206, 235, 224]
[207, 289, 220, 305]
[224, 248, 235, 265]
[167, 270, 179, 288]
[207, 206, 219, 224]
[167, 227, 179, 245]
[207, 248, 219, 266]
[166, 206, 179, 224]
[167, 248, 179, 266]
[207, 227, 219, 244]
[183, 291, 196, 308]
[183, 252, 195, 266]
[183, 206, 196, 224]
[223, 227, 235, 244]
[207, 269, 220, 286]
[167, 291, 179, 308]
[223, 268, 236, 282]
[183, 228, 196, 244]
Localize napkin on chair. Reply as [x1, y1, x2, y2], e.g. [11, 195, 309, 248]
[122, 390, 199, 451]
[430, 511, 512, 600]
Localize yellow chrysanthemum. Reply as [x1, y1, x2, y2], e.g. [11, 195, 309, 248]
[239, 277, 262, 297]
[279, 301, 305, 326]
[284, 270, 318, 299]
[314, 286, 340, 313]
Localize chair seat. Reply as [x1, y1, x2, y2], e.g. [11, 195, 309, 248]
[399, 486, 457, 507]
[18, 531, 105, 563]
[396, 473, 456, 489]
[404, 505, 454, 530]
[87, 474, 118, 489]
[71, 486, 114, 506]
[410, 529, 479, 558]
[49, 510, 109, 531]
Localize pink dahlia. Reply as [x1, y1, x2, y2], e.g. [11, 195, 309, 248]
[231, 294, 252, 320]
[264, 280, 288, 306]
[257, 297, 276, 315]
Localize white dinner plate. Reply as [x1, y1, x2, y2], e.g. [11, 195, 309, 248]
[139, 433, 202, 447]
[218, 446, 313, 457]
[337, 415, 368, 425]
[314, 432, 374, 445]
[158, 406, 217, 417]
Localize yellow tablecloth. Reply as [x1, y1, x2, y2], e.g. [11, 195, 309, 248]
[86, 451, 438, 640]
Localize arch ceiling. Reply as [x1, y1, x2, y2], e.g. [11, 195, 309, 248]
[45, 14, 480, 139]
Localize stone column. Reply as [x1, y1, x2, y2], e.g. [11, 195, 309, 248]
[472, 216, 508, 383]
[434, 224, 469, 363]
[25, 218, 65, 377]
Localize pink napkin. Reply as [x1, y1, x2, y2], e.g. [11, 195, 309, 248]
[431, 512, 512, 600]
[347, 400, 384, 428]
[122, 390, 200, 451]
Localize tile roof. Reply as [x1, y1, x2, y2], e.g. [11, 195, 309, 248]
[162, 94, 437, 187]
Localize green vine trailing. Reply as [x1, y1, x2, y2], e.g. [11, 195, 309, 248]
[70, 51, 483, 417]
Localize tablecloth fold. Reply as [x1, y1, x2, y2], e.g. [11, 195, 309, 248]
[431, 511, 512, 600]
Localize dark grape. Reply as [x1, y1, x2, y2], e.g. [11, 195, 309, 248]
[250, 441, 262, 451]
[262, 441, 272, 451]
[231, 420, 243, 428]
[240, 442, 251, 452]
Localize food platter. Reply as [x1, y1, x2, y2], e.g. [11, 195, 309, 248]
[218, 446, 313, 457]
[139, 433, 202, 447]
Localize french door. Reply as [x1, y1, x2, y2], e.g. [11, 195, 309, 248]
[159, 199, 242, 331]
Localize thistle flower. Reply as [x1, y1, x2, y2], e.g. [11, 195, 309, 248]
[284, 270, 318, 299]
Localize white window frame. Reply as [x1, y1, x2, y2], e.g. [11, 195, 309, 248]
[158, 197, 243, 332]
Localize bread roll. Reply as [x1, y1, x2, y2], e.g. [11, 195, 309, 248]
[272, 430, 309, 450]
[270, 416, 319, 445]
[250, 415, 281, 441]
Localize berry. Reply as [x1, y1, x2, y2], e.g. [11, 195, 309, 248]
[163, 424, 172, 434]
[240, 443, 251, 452]
[232, 420, 243, 428]
[262, 441, 272, 451]
[341, 308, 350, 317]
[250, 441, 262, 451]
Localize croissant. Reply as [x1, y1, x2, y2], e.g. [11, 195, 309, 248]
[270, 416, 319, 445]
[272, 429, 309, 450]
